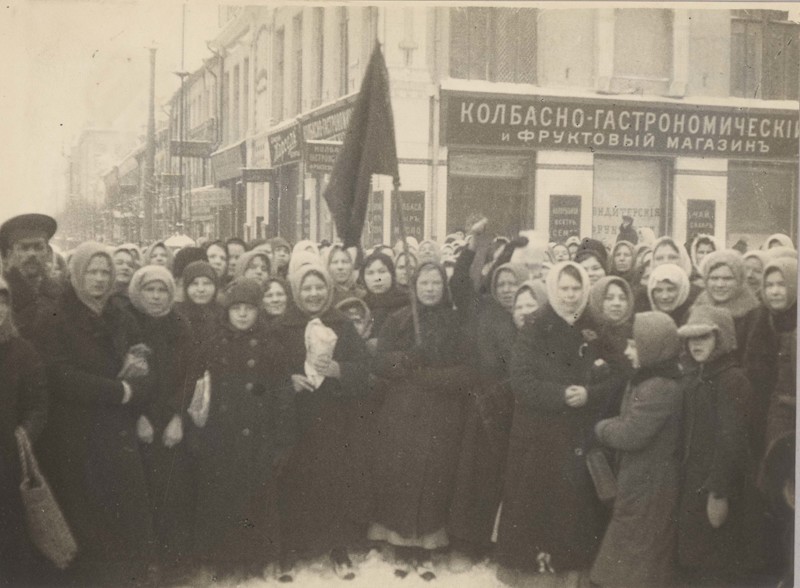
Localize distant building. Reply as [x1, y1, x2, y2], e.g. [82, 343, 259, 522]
[100, 6, 800, 248]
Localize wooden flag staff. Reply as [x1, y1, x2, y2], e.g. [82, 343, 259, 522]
[392, 178, 422, 346]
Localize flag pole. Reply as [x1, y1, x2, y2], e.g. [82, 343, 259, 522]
[392, 178, 422, 345]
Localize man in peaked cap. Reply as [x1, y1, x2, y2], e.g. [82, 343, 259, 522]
[0, 213, 61, 344]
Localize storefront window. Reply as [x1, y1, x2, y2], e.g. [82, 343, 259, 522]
[449, 8, 537, 84]
[727, 161, 797, 250]
[447, 152, 532, 238]
[593, 157, 666, 243]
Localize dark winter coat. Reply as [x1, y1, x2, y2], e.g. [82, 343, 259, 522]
[37, 285, 156, 577]
[590, 362, 683, 587]
[0, 335, 47, 584]
[3, 267, 61, 348]
[497, 304, 613, 572]
[273, 304, 373, 558]
[677, 355, 765, 580]
[189, 319, 294, 566]
[371, 303, 477, 541]
[362, 287, 409, 339]
[130, 308, 195, 565]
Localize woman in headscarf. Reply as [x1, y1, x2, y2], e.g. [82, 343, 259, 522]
[360, 251, 409, 353]
[394, 250, 418, 291]
[37, 242, 156, 585]
[127, 265, 194, 580]
[286, 240, 321, 277]
[417, 239, 441, 265]
[677, 306, 766, 586]
[587, 275, 635, 417]
[692, 249, 760, 356]
[745, 258, 797, 586]
[0, 277, 48, 585]
[324, 244, 365, 305]
[742, 250, 769, 298]
[689, 234, 720, 286]
[497, 261, 613, 586]
[369, 262, 477, 580]
[762, 233, 795, 251]
[574, 239, 609, 287]
[262, 276, 292, 325]
[608, 240, 636, 285]
[144, 241, 174, 270]
[549, 242, 571, 264]
[652, 236, 702, 306]
[647, 264, 693, 326]
[174, 261, 224, 358]
[110, 244, 139, 311]
[275, 263, 371, 580]
[234, 249, 271, 288]
[565, 235, 581, 259]
[448, 262, 529, 565]
[512, 279, 548, 329]
[189, 277, 294, 581]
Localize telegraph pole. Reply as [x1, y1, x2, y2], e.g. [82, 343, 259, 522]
[143, 47, 157, 242]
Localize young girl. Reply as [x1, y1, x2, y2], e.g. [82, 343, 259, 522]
[590, 312, 684, 587]
[677, 305, 764, 586]
[189, 277, 294, 580]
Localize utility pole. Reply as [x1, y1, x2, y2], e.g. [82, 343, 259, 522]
[143, 47, 157, 242]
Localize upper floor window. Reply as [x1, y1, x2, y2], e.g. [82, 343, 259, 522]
[273, 28, 285, 122]
[449, 8, 537, 84]
[614, 9, 672, 81]
[731, 10, 799, 100]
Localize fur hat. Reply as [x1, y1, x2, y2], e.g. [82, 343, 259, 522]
[678, 305, 737, 355]
[173, 246, 208, 279]
[222, 277, 264, 308]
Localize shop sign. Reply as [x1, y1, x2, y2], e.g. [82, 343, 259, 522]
[391, 191, 425, 242]
[190, 188, 230, 218]
[686, 199, 716, 238]
[242, 168, 272, 183]
[171, 140, 214, 158]
[549, 195, 581, 241]
[442, 91, 800, 160]
[300, 94, 357, 142]
[210, 141, 246, 182]
[305, 140, 342, 174]
[367, 191, 384, 246]
[268, 123, 303, 167]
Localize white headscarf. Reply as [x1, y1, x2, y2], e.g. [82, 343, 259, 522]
[545, 261, 591, 325]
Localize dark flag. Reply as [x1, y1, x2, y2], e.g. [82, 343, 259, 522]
[323, 43, 398, 248]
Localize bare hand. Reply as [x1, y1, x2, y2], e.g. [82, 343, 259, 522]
[565, 385, 588, 408]
[136, 415, 154, 443]
[707, 494, 729, 528]
[291, 374, 315, 393]
[318, 360, 341, 379]
[163, 415, 183, 448]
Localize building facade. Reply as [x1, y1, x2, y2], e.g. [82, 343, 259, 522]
[101, 6, 800, 249]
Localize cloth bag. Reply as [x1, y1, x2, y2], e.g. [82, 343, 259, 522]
[187, 370, 211, 427]
[586, 446, 617, 504]
[304, 318, 338, 389]
[15, 427, 78, 570]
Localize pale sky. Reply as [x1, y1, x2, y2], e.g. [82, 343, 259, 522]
[0, 0, 221, 224]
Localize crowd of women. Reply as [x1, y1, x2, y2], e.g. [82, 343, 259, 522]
[1, 211, 796, 588]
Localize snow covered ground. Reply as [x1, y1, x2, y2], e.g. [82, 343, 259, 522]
[180, 549, 511, 588]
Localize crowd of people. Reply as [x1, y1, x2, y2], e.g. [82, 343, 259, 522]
[0, 211, 796, 588]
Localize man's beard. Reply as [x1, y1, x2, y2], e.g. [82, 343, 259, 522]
[13, 255, 45, 280]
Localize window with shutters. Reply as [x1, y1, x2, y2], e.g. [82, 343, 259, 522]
[449, 7, 537, 84]
[731, 10, 800, 100]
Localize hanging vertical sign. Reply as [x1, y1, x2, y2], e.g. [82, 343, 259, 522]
[367, 191, 384, 246]
[549, 195, 582, 241]
[391, 191, 425, 242]
[686, 199, 716, 238]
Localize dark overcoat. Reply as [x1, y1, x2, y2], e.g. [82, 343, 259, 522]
[4, 267, 61, 348]
[272, 305, 372, 558]
[189, 319, 294, 567]
[590, 366, 683, 587]
[130, 308, 195, 567]
[0, 335, 47, 584]
[37, 285, 156, 581]
[371, 304, 477, 541]
[496, 303, 611, 573]
[677, 355, 765, 581]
